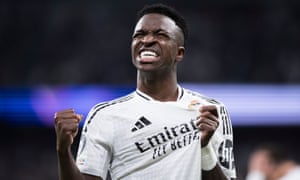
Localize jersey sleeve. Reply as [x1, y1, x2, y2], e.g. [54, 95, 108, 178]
[211, 104, 236, 179]
[76, 106, 114, 179]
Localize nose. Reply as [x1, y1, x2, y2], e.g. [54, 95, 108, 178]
[141, 34, 155, 44]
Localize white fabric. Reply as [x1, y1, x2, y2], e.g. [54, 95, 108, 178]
[201, 142, 218, 171]
[280, 167, 300, 180]
[76, 86, 236, 179]
[246, 171, 266, 180]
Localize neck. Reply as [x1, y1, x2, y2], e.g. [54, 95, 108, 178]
[137, 70, 179, 101]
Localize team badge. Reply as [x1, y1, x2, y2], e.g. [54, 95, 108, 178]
[188, 100, 201, 109]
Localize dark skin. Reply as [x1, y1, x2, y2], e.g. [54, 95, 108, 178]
[54, 109, 100, 180]
[54, 13, 230, 180]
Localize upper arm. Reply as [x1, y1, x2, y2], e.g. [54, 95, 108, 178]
[214, 105, 236, 178]
[76, 108, 114, 180]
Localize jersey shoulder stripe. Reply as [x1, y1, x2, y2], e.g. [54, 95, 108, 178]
[85, 92, 135, 128]
[92, 92, 135, 111]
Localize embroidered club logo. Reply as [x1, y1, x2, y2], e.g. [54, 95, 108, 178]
[188, 100, 201, 109]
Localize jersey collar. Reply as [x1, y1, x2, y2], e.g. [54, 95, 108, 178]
[136, 85, 184, 102]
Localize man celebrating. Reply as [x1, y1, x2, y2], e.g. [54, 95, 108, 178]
[54, 3, 236, 180]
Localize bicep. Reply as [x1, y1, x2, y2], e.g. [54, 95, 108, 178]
[76, 111, 113, 179]
[214, 105, 236, 178]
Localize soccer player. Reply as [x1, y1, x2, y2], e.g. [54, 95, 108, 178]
[246, 143, 300, 180]
[54, 3, 236, 180]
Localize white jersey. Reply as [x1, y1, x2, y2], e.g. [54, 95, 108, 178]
[280, 167, 300, 180]
[76, 86, 236, 179]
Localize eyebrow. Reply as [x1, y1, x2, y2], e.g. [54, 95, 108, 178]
[134, 28, 168, 34]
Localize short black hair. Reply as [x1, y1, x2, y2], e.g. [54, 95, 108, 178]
[256, 143, 289, 164]
[136, 3, 188, 45]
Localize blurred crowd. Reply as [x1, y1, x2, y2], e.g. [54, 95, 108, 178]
[246, 143, 300, 180]
[1, 0, 300, 86]
[0, 1, 300, 180]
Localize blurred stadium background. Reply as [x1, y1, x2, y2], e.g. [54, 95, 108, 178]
[0, 0, 299, 179]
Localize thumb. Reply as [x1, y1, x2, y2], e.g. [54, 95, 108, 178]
[76, 114, 84, 122]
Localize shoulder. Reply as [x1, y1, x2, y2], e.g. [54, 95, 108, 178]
[93, 92, 135, 110]
[90, 92, 135, 114]
[82, 92, 136, 132]
[85, 92, 135, 123]
[183, 88, 222, 105]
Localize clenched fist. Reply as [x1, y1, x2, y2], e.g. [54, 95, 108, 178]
[54, 109, 83, 154]
[196, 105, 219, 147]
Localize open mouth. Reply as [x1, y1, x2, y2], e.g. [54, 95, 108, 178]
[138, 50, 159, 63]
[140, 50, 158, 57]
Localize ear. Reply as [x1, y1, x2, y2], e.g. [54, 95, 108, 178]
[175, 46, 185, 62]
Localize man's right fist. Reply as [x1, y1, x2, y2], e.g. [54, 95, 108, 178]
[54, 109, 83, 153]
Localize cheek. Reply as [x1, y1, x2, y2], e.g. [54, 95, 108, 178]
[167, 45, 180, 60]
[131, 41, 135, 53]
[131, 41, 138, 57]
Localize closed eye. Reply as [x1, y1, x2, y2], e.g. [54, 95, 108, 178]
[132, 31, 145, 39]
[154, 29, 169, 38]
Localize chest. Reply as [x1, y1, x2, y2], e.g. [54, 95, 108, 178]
[111, 102, 200, 159]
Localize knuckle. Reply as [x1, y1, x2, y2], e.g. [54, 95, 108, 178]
[55, 120, 62, 128]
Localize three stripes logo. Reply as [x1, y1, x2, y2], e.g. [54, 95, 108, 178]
[131, 116, 152, 132]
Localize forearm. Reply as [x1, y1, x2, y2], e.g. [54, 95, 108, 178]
[57, 149, 85, 180]
[201, 142, 230, 180]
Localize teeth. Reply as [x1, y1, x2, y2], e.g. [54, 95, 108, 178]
[140, 51, 157, 57]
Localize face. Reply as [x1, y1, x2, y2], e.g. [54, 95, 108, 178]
[248, 150, 277, 179]
[131, 13, 185, 72]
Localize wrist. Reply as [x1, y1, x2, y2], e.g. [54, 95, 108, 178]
[57, 146, 72, 156]
[201, 142, 218, 171]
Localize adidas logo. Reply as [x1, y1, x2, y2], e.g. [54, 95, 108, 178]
[131, 116, 152, 132]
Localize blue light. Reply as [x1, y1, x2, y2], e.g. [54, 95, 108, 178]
[0, 84, 299, 127]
